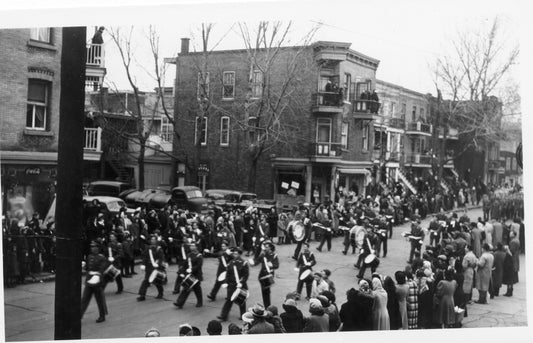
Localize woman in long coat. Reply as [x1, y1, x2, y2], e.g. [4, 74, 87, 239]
[434, 268, 457, 328]
[492, 243, 507, 296]
[394, 271, 409, 329]
[475, 244, 494, 304]
[416, 270, 433, 329]
[462, 245, 477, 302]
[371, 277, 390, 330]
[406, 270, 419, 329]
[382, 276, 401, 330]
[277, 213, 288, 245]
[502, 244, 519, 296]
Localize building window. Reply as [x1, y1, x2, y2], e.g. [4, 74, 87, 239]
[362, 122, 369, 150]
[26, 79, 49, 130]
[412, 106, 417, 122]
[341, 122, 348, 149]
[197, 72, 210, 99]
[344, 73, 351, 101]
[251, 70, 263, 98]
[30, 28, 51, 43]
[420, 107, 425, 120]
[195, 116, 207, 146]
[222, 71, 235, 99]
[401, 103, 406, 119]
[220, 116, 230, 146]
[356, 82, 370, 99]
[316, 118, 331, 143]
[390, 102, 396, 117]
[161, 116, 173, 142]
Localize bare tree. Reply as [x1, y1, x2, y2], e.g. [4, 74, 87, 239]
[431, 17, 519, 183]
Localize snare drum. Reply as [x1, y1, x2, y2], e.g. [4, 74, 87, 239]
[217, 271, 227, 283]
[104, 264, 121, 281]
[148, 269, 167, 285]
[299, 269, 313, 281]
[231, 288, 249, 305]
[259, 273, 275, 289]
[181, 274, 199, 290]
[364, 253, 377, 265]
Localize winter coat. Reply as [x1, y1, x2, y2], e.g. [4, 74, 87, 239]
[434, 279, 457, 325]
[280, 306, 305, 333]
[476, 251, 494, 292]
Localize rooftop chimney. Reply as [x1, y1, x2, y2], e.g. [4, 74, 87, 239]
[181, 38, 190, 54]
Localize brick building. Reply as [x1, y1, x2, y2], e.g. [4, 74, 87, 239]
[170, 40, 383, 205]
[1, 27, 106, 217]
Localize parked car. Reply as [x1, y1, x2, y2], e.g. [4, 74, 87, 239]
[121, 188, 171, 209]
[204, 189, 237, 207]
[122, 186, 209, 213]
[168, 186, 209, 212]
[87, 180, 134, 198]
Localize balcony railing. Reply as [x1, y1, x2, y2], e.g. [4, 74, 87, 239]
[436, 127, 459, 139]
[87, 44, 105, 67]
[372, 150, 401, 162]
[309, 142, 343, 158]
[405, 153, 432, 165]
[352, 99, 380, 114]
[84, 127, 102, 152]
[406, 121, 432, 134]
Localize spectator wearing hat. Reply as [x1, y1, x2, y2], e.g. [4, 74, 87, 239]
[247, 304, 275, 334]
[280, 298, 304, 333]
[91, 26, 105, 44]
[178, 324, 193, 336]
[81, 241, 108, 323]
[257, 241, 279, 307]
[371, 277, 390, 330]
[303, 298, 329, 332]
[319, 291, 340, 331]
[206, 320, 222, 335]
[137, 235, 165, 301]
[144, 327, 160, 337]
[266, 305, 286, 333]
[218, 247, 250, 321]
[121, 231, 135, 277]
[475, 243, 494, 304]
[311, 271, 329, 298]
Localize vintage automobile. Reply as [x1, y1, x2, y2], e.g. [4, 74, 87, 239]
[122, 186, 208, 213]
[87, 180, 134, 198]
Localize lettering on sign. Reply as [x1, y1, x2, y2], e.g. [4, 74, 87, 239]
[25, 167, 41, 175]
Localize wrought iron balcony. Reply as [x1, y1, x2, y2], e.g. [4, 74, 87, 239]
[352, 99, 381, 120]
[404, 153, 432, 165]
[406, 121, 432, 135]
[311, 91, 345, 113]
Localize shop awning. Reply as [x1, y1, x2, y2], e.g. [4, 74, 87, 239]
[337, 168, 371, 175]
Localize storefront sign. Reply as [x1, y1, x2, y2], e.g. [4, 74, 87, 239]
[25, 167, 41, 175]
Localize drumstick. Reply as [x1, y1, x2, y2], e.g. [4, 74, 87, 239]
[149, 248, 156, 266]
[188, 257, 192, 271]
[181, 246, 186, 260]
[264, 257, 271, 274]
[108, 247, 112, 258]
[233, 265, 240, 286]
[221, 255, 227, 268]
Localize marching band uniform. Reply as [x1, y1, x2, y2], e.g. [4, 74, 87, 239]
[428, 218, 441, 247]
[81, 242, 108, 323]
[258, 244, 279, 307]
[407, 221, 425, 264]
[174, 245, 203, 308]
[374, 218, 388, 258]
[218, 249, 249, 321]
[137, 237, 165, 301]
[103, 238, 124, 294]
[296, 245, 316, 299]
[172, 241, 190, 294]
[355, 228, 378, 279]
[207, 247, 232, 301]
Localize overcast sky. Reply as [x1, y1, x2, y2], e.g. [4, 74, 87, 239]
[0, 0, 524, 98]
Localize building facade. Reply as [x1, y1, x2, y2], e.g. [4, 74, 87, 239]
[1, 27, 106, 217]
[171, 40, 383, 205]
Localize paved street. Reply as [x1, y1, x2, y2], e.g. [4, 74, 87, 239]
[3, 208, 527, 341]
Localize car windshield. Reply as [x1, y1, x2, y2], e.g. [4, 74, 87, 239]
[241, 194, 257, 202]
[106, 200, 126, 212]
[186, 190, 203, 199]
[224, 194, 240, 202]
[207, 192, 226, 200]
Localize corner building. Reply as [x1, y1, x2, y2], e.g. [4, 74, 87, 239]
[171, 40, 385, 205]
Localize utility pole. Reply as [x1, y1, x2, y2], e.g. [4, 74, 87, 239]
[54, 26, 86, 340]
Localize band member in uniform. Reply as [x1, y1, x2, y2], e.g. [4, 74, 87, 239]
[103, 232, 124, 294]
[218, 247, 249, 321]
[81, 241, 108, 323]
[428, 216, 441, 248]
[374, 216, 388, 258]
[295, 242, 316, 300]
[407, 218, 425, 264]
[257, 241, 279, 307]
[172, 232, 190, 295]
[355, 222, 379, 279]
[207, 241, 232, 301]
[290, 212, 308, 260]
[174, 243, 203, 308]
[137, 235, 166, 301]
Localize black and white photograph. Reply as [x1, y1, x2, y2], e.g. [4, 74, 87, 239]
[0, 0, 529, 342]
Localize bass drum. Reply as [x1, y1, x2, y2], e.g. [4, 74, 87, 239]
[292, 221, 305, 242]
